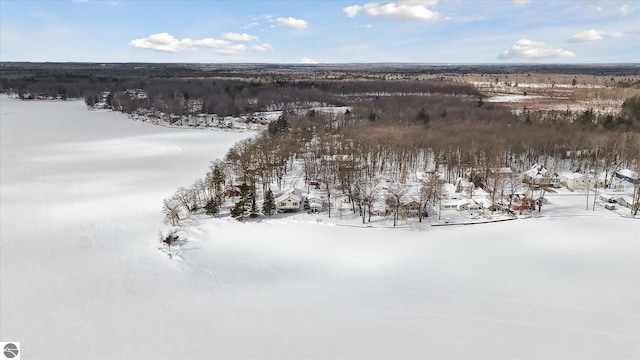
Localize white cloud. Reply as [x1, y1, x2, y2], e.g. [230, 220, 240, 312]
[244, 22, 259, 29]
[513, 0, 530, 6]
[128, 33, 229, 53]
[276, 17, 308, 29]
[619, 4, 631, 16]
[357, 24, 373, 28]
[251, 43, 273, 52]
[498, 39, 576, 60]
[344, 1, 439, 21]
[343, 5, 363, 18]
[222, 32, 258, 42]
[192, 38, 230, 48]
[609, 31, 626, 38]
[300, 57, 318, 64]
[568, 29, 605, 43]
[568, 29, 629, 42]
[216, 44, 246, 56]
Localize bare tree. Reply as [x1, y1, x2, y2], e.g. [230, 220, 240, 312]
[354, 180, 378, 223]
[162, 196, 184, 226]
[318, 159, 336, 218]
[386, 183, 407, 227]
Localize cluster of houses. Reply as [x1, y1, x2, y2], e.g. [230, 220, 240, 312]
[132, 109, 289, 130]
[223, 164, 638, 219]
[522, 163, 637, 192]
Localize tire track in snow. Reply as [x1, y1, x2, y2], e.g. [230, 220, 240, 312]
[180, 263, 219, 292]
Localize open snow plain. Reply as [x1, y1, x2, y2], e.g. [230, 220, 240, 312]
[1, 96, 639, 359]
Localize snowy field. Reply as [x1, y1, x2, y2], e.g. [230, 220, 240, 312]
[1, 96, 639, 359]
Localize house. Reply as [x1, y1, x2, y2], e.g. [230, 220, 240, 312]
[440, 199, 479, 212]
[400, 200, 425, 218]
[615, 169, 639, 184]
[597, 172, 627, 192]
[559, 172, 596, 190]
[455, 178, 474, 194]
[225, 186, 242, 197]
[498, 167, 513, 175]
[473, 196, 493, 210]
[523, 164, 560, 188]
[616, 196, 635, 209]
[275, 189, 303, 212]
[306, 191, 324, 213]
[371, 200, 388, 216]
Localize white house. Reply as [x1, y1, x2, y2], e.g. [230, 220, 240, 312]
[560, 172, 597, 190]
[440, 199, 479, 212]
[306, 191, 324, 213]
[523, 164, 560, 188]
[455, 178, 474, 194]
[275, 190, 303, 213]
[615, 169, 639, 184]
[597, 172, 626, 192]
[560, 172, 583, 189]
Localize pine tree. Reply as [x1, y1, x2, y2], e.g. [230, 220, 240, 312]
[204, 198, 218, 216]
[262, 189, 276, 217]
[415, 108, 430, 125]
[230, 200, 246, 221]
[231, 184, 252, 221]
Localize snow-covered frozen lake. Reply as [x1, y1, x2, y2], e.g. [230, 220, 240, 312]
[1, 96, 639, 359]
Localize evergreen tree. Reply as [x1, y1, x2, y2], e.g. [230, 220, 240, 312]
[84, 94, 96, 108]
[105, 92, 114, 109]
[231, 184, 252, 221]
[268, 114, 289, 135]
[204, 198, 218, 216]
[262, 189, 276, 217]
[415, 108, 430, 125]
[621, 95, 640, 122]
[230, 200, 246, 221]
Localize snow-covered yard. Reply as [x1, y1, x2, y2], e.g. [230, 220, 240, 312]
[1, 96, 638, 359]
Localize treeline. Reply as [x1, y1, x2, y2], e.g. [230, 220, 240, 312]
[99, 78, 478, 117]
[163, 94, 640, 224]
[1, 64, 480, 117]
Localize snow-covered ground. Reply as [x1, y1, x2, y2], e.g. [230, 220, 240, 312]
[1, 96, 639, 359]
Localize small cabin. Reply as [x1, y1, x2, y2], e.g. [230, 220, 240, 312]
[275, 190, 303, 213]
[225, 186, 242, 197]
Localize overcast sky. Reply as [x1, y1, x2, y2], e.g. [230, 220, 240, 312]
[1, 0, 638, 63]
